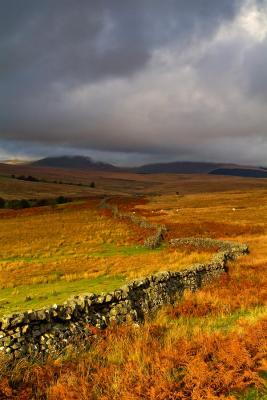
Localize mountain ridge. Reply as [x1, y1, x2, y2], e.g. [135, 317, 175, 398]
[209, 168, 267, 178]
[31, 155, 119, 171]
[19, 155, 266, 177]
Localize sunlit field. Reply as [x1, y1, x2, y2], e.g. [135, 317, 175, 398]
[0, 172, 266, 399]
[0, 199, 211, 316]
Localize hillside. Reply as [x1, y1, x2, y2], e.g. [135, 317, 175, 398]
[132, 161, 237, 174]
[31, 155, 118, 171]
[26, 156, 266, 177]
[209, 167, 267, 178]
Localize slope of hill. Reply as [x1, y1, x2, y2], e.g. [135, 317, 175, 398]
[29, 157, 242, 174]
[132, 161, 238, 174]
[209, 168, 267, 178]
[31, 155, 118, 171]
[29, 156, 263, 176]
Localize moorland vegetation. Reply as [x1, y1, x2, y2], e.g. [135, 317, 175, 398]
[0, 171, 266, 399]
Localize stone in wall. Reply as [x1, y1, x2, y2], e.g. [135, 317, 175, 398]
[0, 239, 248, 359]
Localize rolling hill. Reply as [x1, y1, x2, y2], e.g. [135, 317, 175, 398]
[29, 157, 238, 174]
[23, 156, 267, 178]
[132, 161, 235, 174]
[209, 168, 267, 178]
[31, 155, 118, 171]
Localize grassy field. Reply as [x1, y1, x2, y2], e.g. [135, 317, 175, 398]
[0, 170, 266, 399]
[1, 162, 267, 199]
[0, 199, 211, 316]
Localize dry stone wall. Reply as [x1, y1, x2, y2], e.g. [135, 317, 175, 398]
[0, 240, 248, 359]
[99, 197, 166, 249]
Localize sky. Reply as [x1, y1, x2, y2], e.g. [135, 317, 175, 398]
[1, 0, 267, 166]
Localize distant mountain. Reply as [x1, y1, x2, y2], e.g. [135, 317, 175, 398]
[132, 161, 237, 174]
[30, 156, 265, 176]
[31, 156, 118, 171]
[209, 168, 267, 178]
[33, 158, 235, 174]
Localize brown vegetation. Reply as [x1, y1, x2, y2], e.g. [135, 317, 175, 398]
[0, 172, 266, 398]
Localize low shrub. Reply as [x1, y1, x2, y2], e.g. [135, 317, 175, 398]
[56, 196, 69, 204]
[0, 198, 5, 208]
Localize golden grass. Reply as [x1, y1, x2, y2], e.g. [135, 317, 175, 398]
[0, 202, 212, 288]
[0, 174, 267, 399]
[0, 176, 96, 200]
[1, 162, 267, 199]
[0, 199, 212, 315]
[136, 190, 267, 237]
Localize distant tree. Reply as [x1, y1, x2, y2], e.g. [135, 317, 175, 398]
[36, 198, 49, 207]
[7, 199, 20, 209]
[27, 175, 39, 182]
[90, 181, 95, 188]
[15, 175, 39, 182]
[56, 196, 68, 204]
[19, 199, 30, 208]
[0, 197, 5, 208]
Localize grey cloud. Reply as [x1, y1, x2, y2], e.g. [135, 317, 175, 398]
[241, 39, 267, 101]
[1, 0, 240, 84]
[1, 0, 267, 165]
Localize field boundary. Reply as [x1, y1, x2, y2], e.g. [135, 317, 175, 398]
[99, 197, 166, 249]
[0, 235, 248, 359]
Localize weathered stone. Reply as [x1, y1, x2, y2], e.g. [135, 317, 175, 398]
[3, 337, 11, 346]
[12, 332, 21, 339]
[1, 317, 11, 330]
[95, 295, 105, 304]
[0, 238, 248, 359]
[105, 293, 114, 303]
[113, 290, 123, 301]
[28, 311, 37, 321]
[32, 329, 41, 338]
[5, 347, 12, 354]
[109, 307, 119, 317]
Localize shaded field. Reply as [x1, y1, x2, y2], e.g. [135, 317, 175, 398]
[1, 163, 267, 199]
[0, 175, 95, 201]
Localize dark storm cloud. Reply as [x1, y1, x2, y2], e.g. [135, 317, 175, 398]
[0, 0, 240, 83]
[1, 0, 267, 164]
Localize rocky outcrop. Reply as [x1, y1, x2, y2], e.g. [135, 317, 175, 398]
[0, 239, 248, 359]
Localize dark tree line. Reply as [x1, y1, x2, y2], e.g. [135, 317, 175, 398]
[11, 174, 96, 188]
[0, 196, 71, 210]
